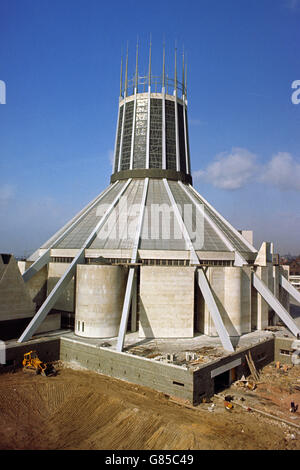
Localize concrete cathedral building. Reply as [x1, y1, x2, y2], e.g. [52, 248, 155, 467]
[1, 43, 300, 401]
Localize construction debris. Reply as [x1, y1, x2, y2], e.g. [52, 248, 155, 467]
[290, 402, 299, 413]
[234, 378, 256, 391]
[246, 381, 257, 391]
[245, 352, 260, 382]
[224, 401, 233, 411]
[189, 356, 205, 366]
[208, 404, 215, 412]
[224, 395, 234, 402]
[185, 352, 197, 361]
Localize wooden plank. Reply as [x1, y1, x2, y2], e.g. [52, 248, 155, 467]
[245, 353, 259, 382]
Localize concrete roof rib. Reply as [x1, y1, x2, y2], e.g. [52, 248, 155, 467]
[38, 179, 256, 257]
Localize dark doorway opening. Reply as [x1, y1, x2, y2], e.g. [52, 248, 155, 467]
[214, 370, 230, 394]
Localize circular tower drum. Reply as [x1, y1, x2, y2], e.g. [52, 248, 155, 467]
[111, 44, 192, 186]
[75, 265, 128, 338]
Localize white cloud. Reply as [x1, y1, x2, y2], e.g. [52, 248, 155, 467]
[193, 148, 257, 190]
[0, 184, 15, 206]
[194, 148, 300, 192]
[285, 0, 300, 9]
[260, 152, 300, 191]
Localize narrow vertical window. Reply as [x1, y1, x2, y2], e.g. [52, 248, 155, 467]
[177, 103, 186, 174]
[121, 101, 134, 170]
[133, 97, 148, 168]
[149, 98, 163, 168]
[114, 105, 124, 173]
[165, 100, 176, 170]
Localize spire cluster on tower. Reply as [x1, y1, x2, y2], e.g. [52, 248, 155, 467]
[119, 40, 187, 98]
[113, 40, 191, 183]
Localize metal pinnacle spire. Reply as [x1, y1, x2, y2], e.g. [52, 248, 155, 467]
[185, 61, 187, 97]
[135, 36, 139, 92]
[125, 42, 129, 96]
[174, 42, 177, 92]
[119, 49, 123, 97]
[182, 46, 185, 97]
[148, 34, 152, 88]
[162, 39, 166, 90]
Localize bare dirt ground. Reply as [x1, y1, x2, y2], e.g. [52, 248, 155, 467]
[0, 362, 299, 450]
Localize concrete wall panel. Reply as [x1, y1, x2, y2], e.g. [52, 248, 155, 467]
[18, 261, 48, 308]
[37, 313, 61, 334]
[139, 266, 195, 338]
[202, 266, 251, 337]
[0, 255, 35, 321]
[47, 263, 75, 312]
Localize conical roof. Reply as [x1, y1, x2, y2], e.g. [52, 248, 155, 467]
[39, 177, 257, 263]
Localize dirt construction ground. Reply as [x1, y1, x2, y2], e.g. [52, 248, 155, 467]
[0, 362, 299, 450]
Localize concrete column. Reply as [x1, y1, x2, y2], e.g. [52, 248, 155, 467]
[279, 265, 290, 312]
[255, 266, 269, 330]
[272, 265, 280, 325]
[130, 270, 137, 332]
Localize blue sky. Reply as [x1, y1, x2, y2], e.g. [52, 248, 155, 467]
[0, 0, 299, 257]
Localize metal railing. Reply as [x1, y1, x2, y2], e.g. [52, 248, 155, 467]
[121, 74, 186, 98]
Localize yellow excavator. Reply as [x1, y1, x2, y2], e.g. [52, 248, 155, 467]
[22, 350, 57, 377]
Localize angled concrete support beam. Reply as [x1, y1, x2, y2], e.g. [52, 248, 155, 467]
[280, 274, 300, 305]
[22, 250, 51, 283]
[198, 268, 234, 352]
[253, 272, 300, 337]
[163, 179, 199, 266]
[19, 251, 85, 342]
[116, 267, 135, 352]
[116, 178, 149, 352]
[23, 182, 118, 283]
[18, 179, 132, 343]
